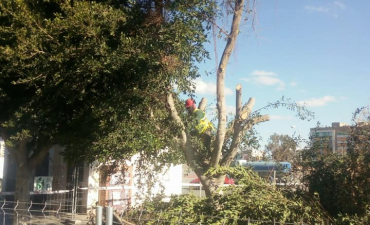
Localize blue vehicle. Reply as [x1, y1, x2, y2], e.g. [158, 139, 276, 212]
[233, 160, 292, 182]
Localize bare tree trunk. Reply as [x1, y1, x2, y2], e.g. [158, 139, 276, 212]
[9, 138, 52, 208]
[13, 140, 32, 209]
[15, 162, 33, 209]
[196, 172, 225, 197]
[212, 0, 245, 168]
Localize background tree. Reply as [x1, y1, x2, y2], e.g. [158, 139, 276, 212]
[299, 107, 370, 222]
[265, 133, 297, 162]
[0, 0, 213, 203]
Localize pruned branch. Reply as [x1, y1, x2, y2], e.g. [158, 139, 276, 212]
[166, 92, 198, 167]
[198, 98, 207, 111]
[241, 97, 255, 120]
[236, 84, 242, 119]
[221, 113, 269, 166]
[252, 114, 270, 125]
[166, 92, 186, 146]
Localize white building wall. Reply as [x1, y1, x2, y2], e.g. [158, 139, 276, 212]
[86, 155, 183, 208]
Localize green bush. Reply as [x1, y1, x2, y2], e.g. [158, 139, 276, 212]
[124, 167, 328, 224]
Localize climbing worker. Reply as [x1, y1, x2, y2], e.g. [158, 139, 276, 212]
[185, 98, 214, 133]
[185, 98, 214, 149]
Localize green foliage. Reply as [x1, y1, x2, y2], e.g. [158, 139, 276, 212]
[299, 107, 370, 221]
[334, 214, 368, 225]
[265, 133, 297, 162]
[0, 0, 214, 163]
[124, 167, 327, 224]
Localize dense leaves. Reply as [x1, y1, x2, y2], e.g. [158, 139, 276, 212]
[124, 167, 327, 224]
[0, 0, 214, 202]
[299, 108, 370, 222]
[0, 0, 213, 161]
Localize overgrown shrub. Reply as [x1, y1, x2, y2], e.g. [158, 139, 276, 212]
[124, 167, 328, 224]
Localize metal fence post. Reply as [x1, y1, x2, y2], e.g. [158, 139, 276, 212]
[96, 206, 103, 225]
[106, 206, 113, 225]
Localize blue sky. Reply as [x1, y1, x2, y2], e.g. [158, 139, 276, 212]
[189, 0, 370, 148]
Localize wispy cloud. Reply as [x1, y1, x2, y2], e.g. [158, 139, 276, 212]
[298, 96, 336, 107]
[305, 6, 330, 13]
[242, 70, 285, 90]
[333, 1, 346, 10]
[251, 70, 277, 77]
[305, 1, 346, 17]
[194, 79, 233, 96]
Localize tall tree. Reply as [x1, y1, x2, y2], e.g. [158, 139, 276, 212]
[165, 1, 312, 197]
[265, 133, 297, 162]
[0, 0, 213, 203]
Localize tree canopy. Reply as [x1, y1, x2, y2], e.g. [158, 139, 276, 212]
[0, 0, 214, 159]
[265, 133, 297, 162]
[0, 0, 214, 201]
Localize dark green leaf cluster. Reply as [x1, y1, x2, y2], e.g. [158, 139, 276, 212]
[0, 0, 213, 162]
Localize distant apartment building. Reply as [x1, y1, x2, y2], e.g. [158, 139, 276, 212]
[310, 122, 350, 155]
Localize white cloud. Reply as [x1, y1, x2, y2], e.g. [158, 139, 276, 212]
[270, 115, 294, 121]
[305, 2, 346, 17]
[290, 82, 298, 86]
[298, 96, 336, 107]
[242, 70, 285, 90]
[305, 5, 329, 13]
[254, 76, 284, 86]
[251, 70, 277, 77]
[194, 79, 233, 96]
[333, 1, 346, 10]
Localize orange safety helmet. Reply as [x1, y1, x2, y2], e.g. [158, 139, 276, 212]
[185, 98, 196, 108]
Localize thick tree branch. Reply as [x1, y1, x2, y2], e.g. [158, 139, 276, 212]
[221, 114, 270, 166]
[252, 114, 270, 125]
[220, 85, 243, 166]
[166, 92, 196, 166]
[166, 93, 186, 145]
[213, 0, 245, 168]
[236, 84, 242, 120]
[241, 97, 255, 120]
[198, 98, 207, 111]
[28, 136, 53, 168]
